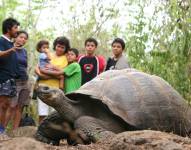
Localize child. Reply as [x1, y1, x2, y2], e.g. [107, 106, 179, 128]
[105, 38, 130, 71]
[78, 38, 105, 85]
[36, 40, 64, 90]
[42, 48, 81, 94]
[36, 40, 51, 70]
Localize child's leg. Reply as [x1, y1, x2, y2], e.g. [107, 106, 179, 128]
[59, 75, 64, 90]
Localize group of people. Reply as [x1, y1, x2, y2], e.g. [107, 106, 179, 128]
[0, 17, 130, 132]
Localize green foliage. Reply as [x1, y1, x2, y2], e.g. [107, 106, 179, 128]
[149, 0, 191, 102]
[0, 0, 21, 34]
[125, 0, 191, 102]
[63, 0, 120, 56]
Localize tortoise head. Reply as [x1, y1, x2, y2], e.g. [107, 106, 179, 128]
[37, 84, 64, 107]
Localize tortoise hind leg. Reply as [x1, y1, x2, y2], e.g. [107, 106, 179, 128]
[74, 116, 116, 144]
[35, 111, 70, 145]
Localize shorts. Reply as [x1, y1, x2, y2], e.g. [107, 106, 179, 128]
[37, 98, 55, 116]
[0, 79, 17, 97]
[11, 80, 31, 107]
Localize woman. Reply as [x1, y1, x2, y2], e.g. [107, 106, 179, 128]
[35, 36, 70, 123]
[5, 30, 30, 130]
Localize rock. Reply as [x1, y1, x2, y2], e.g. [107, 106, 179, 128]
[109, 130, 191, 150]
[7, 126, 37, 138]
[0, 133, 11, 142]
[0, 137, 46, 150]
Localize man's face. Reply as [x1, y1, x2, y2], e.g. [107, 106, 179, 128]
[112, 42, 123, 58]
[85, 42, 97, 55]
[9, 25, 19, 38]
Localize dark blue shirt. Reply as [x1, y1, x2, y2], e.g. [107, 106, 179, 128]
[15, 48, 28, 80]
[0, 36, 19, 83]
[105, 57, 117, 71]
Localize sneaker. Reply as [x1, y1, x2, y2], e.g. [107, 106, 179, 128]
[0, 125, 5, 134]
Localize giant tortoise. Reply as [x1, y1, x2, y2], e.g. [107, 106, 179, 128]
[36, 69, 191, 145]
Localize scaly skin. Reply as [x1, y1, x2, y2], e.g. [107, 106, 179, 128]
[36, 85, 129, 145]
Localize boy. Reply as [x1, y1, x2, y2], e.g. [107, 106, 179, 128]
[78, 38, 105, 85]
[43, 48, 81, 93]
[105, 38, 130, 71]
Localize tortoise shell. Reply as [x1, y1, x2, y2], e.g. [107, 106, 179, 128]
[67, 69, 191, 136]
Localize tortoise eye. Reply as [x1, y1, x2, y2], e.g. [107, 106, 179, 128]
[43, 86, 49, 91]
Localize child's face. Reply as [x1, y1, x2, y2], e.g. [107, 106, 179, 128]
[15, 33, 28, 47]
[40, 44, 49, 52]
[67, 51, 77, 63]
[85, 42, 97, 55]
[112, 42, 123, 57]
[55, 44, 65, 56]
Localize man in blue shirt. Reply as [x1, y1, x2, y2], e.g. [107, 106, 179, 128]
[0, 18, 20, 132]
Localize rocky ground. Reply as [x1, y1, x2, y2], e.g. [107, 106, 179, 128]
[0, 127, 191, 150]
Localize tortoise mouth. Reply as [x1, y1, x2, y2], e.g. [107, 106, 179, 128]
[38, 92, 52, 100]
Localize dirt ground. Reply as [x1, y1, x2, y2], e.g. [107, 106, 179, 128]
[0, 128, 191, 150]
[0, 137, 109, 150]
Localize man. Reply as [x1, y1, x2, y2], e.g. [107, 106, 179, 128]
[0, 18, 20, 132]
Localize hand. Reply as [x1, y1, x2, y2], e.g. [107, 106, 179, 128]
[44, 48, 50, 54]
[45, 64, 53, 69]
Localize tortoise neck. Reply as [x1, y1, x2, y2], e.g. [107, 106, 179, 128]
[54, 96, 81, 123]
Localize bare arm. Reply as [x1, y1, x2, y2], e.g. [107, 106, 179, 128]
[35, 65, 52, 79]
[40, 68, 63, 77]
[59, 75, 64, 90]
[44, 63, 61, 71]
[0, 46, 21, 57]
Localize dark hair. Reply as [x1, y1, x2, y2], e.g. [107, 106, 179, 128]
[2, 18, 20, 34]
[53, 36, 70, 53]
[112, 38, 125, 50]
[36, 40, 49, 52]
[16, 30, 29, 39]
[69, 48, 79, 57]
[84, 37, 98, 47]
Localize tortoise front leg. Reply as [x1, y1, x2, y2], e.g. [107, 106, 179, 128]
[35, 111, 70, 145]
[74, 116, 115, 144]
